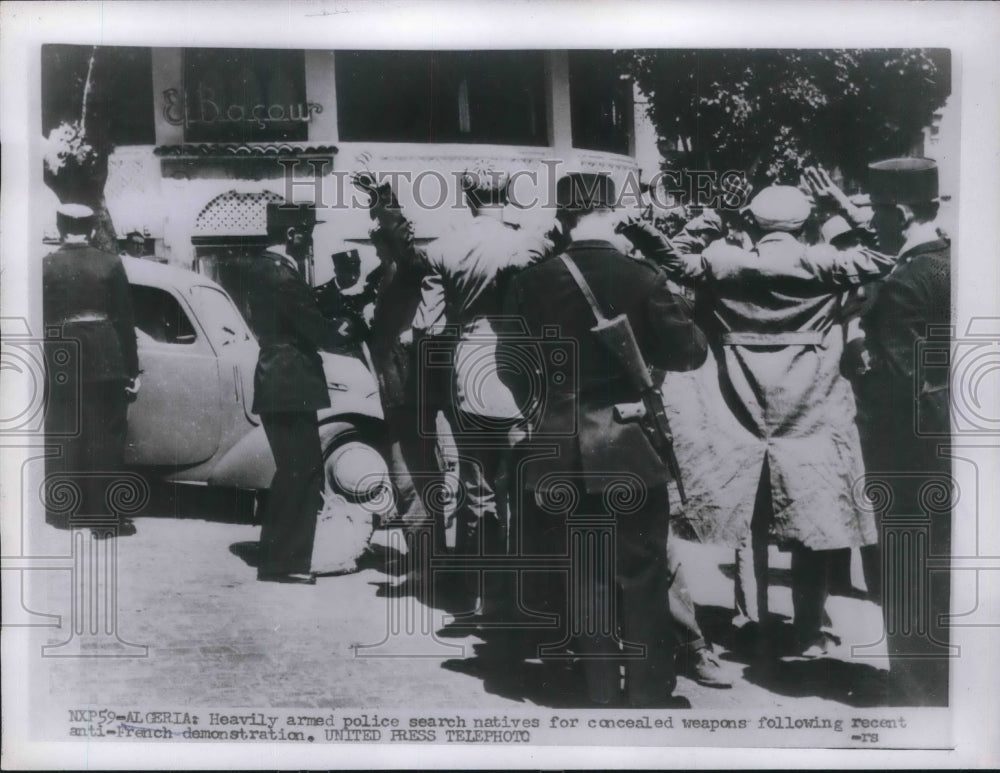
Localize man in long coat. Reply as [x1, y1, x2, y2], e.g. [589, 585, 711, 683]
[624, 185, 898, 654]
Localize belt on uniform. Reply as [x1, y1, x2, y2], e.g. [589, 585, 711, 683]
[59, 313, 109, 324]
[721, 331, 823, 347]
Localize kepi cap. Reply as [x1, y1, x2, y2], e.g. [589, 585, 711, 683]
[868, 157, 938, 205]
[747, 185, 812, 232]
[56, 203, 96, 235]
[331, 249, 361, 268]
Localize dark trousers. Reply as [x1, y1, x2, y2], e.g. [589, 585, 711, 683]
[45, 378, 128, 522]
[447, 412, 516, 612]
[258, 411, 323, 577]
[451, 411, 517, 556]
[384, 403, 440, 538]
[522, 485, 676, 706]
[790, 545, 836, 643]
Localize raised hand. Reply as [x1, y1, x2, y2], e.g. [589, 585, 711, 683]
[802, 165, 852, 212]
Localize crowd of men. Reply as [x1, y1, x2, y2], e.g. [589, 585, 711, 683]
[42, 154, 951, 709]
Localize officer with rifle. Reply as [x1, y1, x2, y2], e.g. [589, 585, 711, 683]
[500, 172, 707, 707]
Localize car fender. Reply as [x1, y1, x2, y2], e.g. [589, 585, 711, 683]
[321, 352, 385, 421]
[207, 417, 380, 491]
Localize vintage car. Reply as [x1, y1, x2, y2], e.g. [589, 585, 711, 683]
[121, 257, 393, 573]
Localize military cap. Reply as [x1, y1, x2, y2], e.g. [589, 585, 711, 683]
[868, 157, 938, 205]
[266, 202, 324, 232]
[331, 248, 361, 268]
[556, 172, 616, 212]
[747, 185, 812, 232]
[56, 203, 96, 235]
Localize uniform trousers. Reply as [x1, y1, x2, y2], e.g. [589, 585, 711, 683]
[383, 404, 440, 539]
[521, 485, 676, 706]
[45, 378, 129, 523]
[449, 410, 517, 612]
[258, 411, 323, 577]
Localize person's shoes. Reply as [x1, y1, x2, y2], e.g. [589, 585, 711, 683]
[681, 647, 733, 688]
[796, 631, 841, 658]
[257, 572, 316, 585]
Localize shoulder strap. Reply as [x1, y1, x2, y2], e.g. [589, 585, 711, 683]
[558, 253, 607, 324]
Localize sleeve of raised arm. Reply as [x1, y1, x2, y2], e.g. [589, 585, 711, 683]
[643, 272, 708, 372]
[411, 268, 447, 336]
[796, 244, 898, 287]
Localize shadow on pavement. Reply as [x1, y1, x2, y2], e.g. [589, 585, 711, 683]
[439, 631, 691, 709]
[229, 541, 406, 575]
[229, 540, 260, 568]
[143, 481, 256, 524]
[742, 657, 888, 707]
[355, 542, 408, 575]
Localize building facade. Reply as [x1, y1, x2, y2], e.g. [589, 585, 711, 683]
[70, 47, 654, 291]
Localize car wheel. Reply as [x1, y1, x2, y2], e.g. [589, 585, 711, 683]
[310, 426, 392, 576]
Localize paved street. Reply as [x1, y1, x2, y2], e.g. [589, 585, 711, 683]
[25, 486, 890, 714]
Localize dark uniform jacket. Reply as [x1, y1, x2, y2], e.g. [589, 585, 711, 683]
[369, 258, 427, 410]
[43, 243, 139, 383]
[502, 239, 708, 493]
[860, 238, 951, 476]
[248, 248, 337, 414]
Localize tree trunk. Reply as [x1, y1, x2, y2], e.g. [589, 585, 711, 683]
[44, 46, 118, 252]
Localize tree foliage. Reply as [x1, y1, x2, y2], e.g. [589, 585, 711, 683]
[42, 45, 152, 251]
[620, 49, 951, 189]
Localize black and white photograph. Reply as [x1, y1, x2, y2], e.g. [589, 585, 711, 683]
[2, 1, 999, 769]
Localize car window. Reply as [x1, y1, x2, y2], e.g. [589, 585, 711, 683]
[189, 285, 253, 349]
[130, 285, 198, 345]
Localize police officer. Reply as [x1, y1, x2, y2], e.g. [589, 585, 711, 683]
[43, 204, 140, 533]
[503, 173, 708, 706]
[247, 203, 342, 584]
[860, 158, 952, 706]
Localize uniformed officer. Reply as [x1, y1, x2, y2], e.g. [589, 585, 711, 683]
[503, 172, 708, 706]
[43, 204, 140, 533]
[859, 158, 952, 706]
[247, 203, 342, 584]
